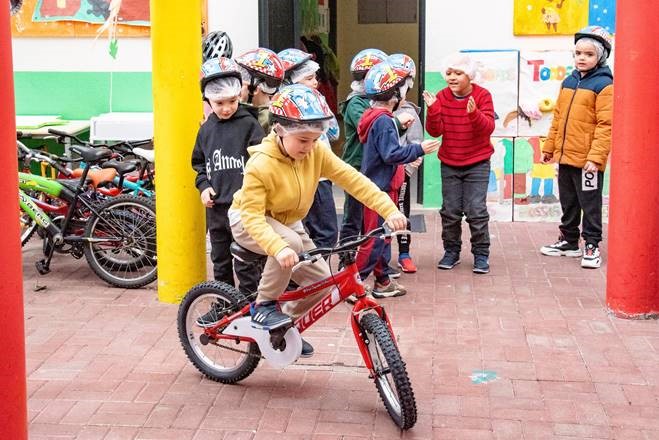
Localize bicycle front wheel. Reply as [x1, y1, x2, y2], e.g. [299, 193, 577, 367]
[83, 195, 157, 288]
[20, 209, 37, 247]
[360, 313, 417, 430]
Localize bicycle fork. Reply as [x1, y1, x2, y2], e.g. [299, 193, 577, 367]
[19, 190, 63, 275]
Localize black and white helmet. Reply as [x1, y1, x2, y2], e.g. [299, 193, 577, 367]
[10, 0, 23, 15]
[202, 30, 233, 62]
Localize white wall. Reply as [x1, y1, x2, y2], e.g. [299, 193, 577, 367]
[425, 1, 573, 71]
[207, 0, 259, 58]
[11, 37, 151, 72]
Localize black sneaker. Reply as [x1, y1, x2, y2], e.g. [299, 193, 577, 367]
[438, 251, 460, 270]
[196, 302, 223, 328]
[250, 301, 292, 330]
[540, 237, 582, 257]
[300, 338, 314, 358]
[473, 255, 490, 274]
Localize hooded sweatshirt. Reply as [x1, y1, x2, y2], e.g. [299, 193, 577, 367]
[231, 132, 399, 256]
[191, 106, 265, 204]
[340, 94, 371, 168]
[357, 107, 424, 192]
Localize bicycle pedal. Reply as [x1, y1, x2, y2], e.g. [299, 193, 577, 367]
[35, 260, 50, 275]
[269, 325, 292, 351]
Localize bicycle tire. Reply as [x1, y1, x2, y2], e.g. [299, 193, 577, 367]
[20, 209, 37, 247]
[178, 281, 260, 384]
[359, 313, 417, 430]
[83, 195, 157, 288]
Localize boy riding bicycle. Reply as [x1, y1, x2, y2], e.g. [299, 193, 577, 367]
[228, 84, 406, 357]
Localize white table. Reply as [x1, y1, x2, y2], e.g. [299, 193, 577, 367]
[90, 112, 154, 143]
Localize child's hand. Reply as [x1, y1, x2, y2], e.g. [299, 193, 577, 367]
[421, 139, 441, 154]
[385, 212, 408, 231]
[467, 96, 477, 113]
[201, 188, 216, 207]
[396, 113, 414, 129]
[584, 161, 599, 172]
[275, 247, 299, 269]
[541, 153, 553, 164]
[422, 91, 437, 107]
[409, 157, 423, 169]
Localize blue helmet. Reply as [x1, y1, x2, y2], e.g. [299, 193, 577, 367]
[199, 57, 242, 92]
[277, 48, 313, 72]
[364, 61, 409, 99]
[388, 53, 416, 79]
[269, 84, 334, 123]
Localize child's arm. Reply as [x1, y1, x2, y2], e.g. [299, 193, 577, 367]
[424, 90, 444, 137]
[374, 118, 425, 165]
[248, 121, 266, 146]
[467, 92, 495, 136]
[191, 131, 211, 193]
[238, 169, 289, 257]
[543, 89, 563, 159]
[586, 84, 613, 168]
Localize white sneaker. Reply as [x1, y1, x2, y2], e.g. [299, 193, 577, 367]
[540, 238, 582, 257]
[581, 243, 601, 268]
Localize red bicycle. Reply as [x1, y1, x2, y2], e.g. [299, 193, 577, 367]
[177, 226, 417, 429]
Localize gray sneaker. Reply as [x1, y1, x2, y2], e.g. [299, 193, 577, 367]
[372, 280, 406, 298]
[438, 251, 460, 270]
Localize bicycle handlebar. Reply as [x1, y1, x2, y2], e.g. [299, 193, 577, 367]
[46, 128, 153, 156]
[17, 140, 74, 176]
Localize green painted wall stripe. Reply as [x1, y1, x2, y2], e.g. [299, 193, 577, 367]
[422, 71, 447, 208]
[14, 72, 153, 120]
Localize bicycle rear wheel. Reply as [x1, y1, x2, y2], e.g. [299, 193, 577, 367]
[359, 313, 417, 430]
[83, 195, 156, 288]
[178, 281, 260, 384]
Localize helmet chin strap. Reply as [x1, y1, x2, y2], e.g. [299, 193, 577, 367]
[247, 78, 257, 105]
[392, 88, 402, 112]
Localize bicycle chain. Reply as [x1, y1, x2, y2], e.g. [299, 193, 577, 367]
[208, 338, 265, 359]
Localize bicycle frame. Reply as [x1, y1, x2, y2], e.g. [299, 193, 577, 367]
[204, 257, 396, 374]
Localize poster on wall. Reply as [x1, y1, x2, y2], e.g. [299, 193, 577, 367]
[589, 0, 616, 33]
[513, 0, 589, 36]
[464, 50, 520, 138]
[33, 0, 149, 25]
[488, 137, 514, 222]
[518, 50, 574, 137]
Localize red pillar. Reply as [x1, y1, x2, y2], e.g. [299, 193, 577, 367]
[0, 5, 28, 439]
[606, 2, 659, 318]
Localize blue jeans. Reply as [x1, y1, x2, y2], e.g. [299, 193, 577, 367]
[303, 180, 338, 249]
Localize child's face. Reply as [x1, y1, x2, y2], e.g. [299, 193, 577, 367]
[281, 131, 322, 160]
[208, 96, 239, 120]
[574, 41, 599, 72]
[445, 68, 472, 96]
[297, 73, 318, 89]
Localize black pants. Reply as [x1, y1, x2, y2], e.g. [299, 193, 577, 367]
[396, 174, 412, 255]
[440, 160, 491, 256]
[557, 164, 603, 246]
[207, 203, 263, 294]
[303, 180, 338, 249]
[340, 191, 363, 242]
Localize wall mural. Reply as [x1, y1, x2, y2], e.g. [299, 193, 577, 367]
[514, 0, 589, 35]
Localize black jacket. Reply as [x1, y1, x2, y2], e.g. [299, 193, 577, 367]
[191, 106, 265, 204]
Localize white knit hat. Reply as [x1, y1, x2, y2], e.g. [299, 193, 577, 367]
[441, 52, 478, 80]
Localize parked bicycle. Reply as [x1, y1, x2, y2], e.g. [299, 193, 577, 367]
[177, 226, 417, 429]
[18, 138, 157, 288]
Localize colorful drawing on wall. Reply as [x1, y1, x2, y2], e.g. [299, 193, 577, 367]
[487, 137, 514, 221]
[33, 0, 149, 25]
[589, 0, 615, 33]
[518, 51, 574, 137]
[464, 50, 520, 138]
[514, 0, 589, 36]
[11, 0, 149, 37]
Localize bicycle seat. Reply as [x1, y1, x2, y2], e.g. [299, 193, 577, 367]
[70, 145, 113, 163]
[230, 242, 264, 263]
[133, 147, 155, 163]
[71, 167, 117, 188]
[102, 159, 138, 175]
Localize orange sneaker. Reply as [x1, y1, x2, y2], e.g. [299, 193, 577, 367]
[397, 254, 417, 273]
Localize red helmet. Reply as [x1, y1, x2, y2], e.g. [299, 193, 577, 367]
[350, 48, 388, 80]
[235, 48, 285, 86]
[364, 61, 409, 99]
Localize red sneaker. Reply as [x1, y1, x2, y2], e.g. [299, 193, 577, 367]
[397, 256, 417, 273]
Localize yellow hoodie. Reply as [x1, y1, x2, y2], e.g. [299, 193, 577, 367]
[232, 132, 399, 256]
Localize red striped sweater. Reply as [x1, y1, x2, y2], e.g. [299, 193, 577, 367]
[425, 84, 495, 166]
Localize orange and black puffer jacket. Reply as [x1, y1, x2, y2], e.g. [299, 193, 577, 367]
[542, 65, 613, 171]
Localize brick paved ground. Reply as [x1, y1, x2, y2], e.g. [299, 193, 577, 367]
[22, 214, 659, 439]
